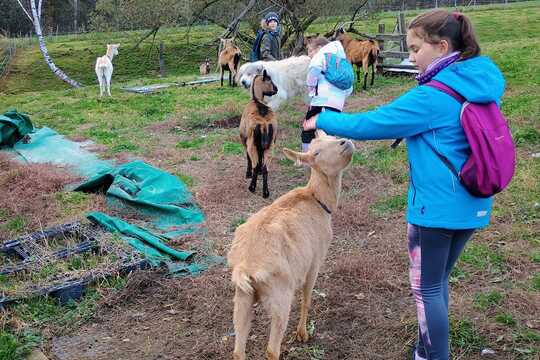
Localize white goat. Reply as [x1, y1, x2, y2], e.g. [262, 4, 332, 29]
[95, 44, 119, 97]
[236, 56, 310, 110]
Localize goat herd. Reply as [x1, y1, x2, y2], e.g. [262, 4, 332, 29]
[216, 31, 379, 359]
[93, 30, 380, 359]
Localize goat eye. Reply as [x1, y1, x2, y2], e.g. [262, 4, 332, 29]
[314, 151, 320, 156]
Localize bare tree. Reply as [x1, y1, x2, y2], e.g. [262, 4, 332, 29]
[15, 0, 82, 88]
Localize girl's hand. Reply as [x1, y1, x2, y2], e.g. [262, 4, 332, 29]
[303, 115, 318, 131]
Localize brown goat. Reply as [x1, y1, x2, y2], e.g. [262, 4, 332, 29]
[218, 38, 241, 87]
[199, 57, 210, 75]
[334, 29, 380, 90]
[239, 70, 278, 198]
[228, 131, 354, 360]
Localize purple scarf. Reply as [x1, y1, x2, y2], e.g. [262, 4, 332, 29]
[416, 51, 461, 85]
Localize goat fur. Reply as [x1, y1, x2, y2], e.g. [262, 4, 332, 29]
[335, 30, 380, 90]
[239, 71, 278, 198]
[95, 44, 119, 97]
[219, 38, 241, 87]
[228, 132, 354, 360]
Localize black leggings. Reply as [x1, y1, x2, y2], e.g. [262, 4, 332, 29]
[301, 106, 340, 144]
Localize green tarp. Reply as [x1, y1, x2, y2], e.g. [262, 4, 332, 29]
[12, 126, 113, 178]
[1, 110, 217, 275]
[75, 160, 205, 238]
[0, 111, 33, 147]
[86, 212, 222, 276]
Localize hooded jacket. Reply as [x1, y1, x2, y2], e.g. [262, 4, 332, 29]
[316, 56, 506, 229]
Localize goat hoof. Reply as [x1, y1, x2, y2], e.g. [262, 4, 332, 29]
[246, 172, 252, 179]
[262, 190, 270, 198]
[248, 185, 256, 193]
[295, 328, 309, 343]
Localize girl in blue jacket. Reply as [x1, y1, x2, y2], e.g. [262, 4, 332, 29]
[304, 9, 505, 360]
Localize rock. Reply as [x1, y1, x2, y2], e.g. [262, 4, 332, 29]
[481, 348, 496, 356]
[26, 349, 49, 360]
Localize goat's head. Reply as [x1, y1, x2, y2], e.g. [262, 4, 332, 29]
[220, 38, 235, 49]
[251, 70, 278, 101]
[107, 43, 120, 56]
[284, 130, 354, 176]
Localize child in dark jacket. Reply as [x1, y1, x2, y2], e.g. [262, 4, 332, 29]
[304, 10, 505, 360]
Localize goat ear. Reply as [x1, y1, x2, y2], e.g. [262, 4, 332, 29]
[283, 148, 314, 166]
[262, 69, 269, 80]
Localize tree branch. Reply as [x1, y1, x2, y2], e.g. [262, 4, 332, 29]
[132, 26, 160, 50]
[347, 0, 369, 31]
[15, 0, 33, 22]
[219, 0, 257, 39]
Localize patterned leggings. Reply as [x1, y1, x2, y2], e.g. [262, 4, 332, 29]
[408, 223, 475, 360]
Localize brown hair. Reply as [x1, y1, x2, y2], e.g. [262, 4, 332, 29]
[306, 36, 329, 49]
[409, 9, 480, 59]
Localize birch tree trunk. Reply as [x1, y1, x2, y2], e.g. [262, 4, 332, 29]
[26, 0, 82, 88]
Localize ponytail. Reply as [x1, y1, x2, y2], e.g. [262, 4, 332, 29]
[409, 10, 481, 59]
[454, 12, 481, 58]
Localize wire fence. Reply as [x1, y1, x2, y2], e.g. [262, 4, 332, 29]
[0, 38, 16, 80]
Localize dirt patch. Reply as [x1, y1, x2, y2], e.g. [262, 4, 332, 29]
[0, 153, 85, 240]
[210, 114, 241, 129]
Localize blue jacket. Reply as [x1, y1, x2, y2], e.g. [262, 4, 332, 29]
[316, 56, 505, 229]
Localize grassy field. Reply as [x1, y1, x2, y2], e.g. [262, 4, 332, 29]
[0, 2, 539, 359]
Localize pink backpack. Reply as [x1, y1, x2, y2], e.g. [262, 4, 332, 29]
[425, 80, 516, 198]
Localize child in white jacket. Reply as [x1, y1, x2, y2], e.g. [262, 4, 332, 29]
[302, 37, 353, 151]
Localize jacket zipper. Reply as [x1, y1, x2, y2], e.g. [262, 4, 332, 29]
[409, 162, 416, 206]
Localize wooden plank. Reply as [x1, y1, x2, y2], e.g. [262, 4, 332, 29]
[375, 33, 405, 41]
[379, 64, 417, 70]
[380, 51, 409, 59]
[377, 23, 385, 65]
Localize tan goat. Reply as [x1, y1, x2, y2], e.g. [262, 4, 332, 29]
[334, 29, 380, 90]
[218, 38, 241, 87]
[228, 131, 354, 360]
[199, 57, 210, 75]
[239, 70, 278, 198]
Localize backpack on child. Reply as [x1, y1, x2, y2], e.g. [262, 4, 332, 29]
[250, 30, 272, 62]
[321, 53, 355, 90]
[423, 80, 516, 198]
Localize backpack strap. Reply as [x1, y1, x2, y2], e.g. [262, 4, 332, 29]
[425, 80, 466, 104]
[422, 80, 466, 179]
[390, 80, 465, 149]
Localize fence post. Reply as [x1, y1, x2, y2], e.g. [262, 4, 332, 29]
[159, 42, 165, 78]
[378, 23, 385, 67]
[398, 13, 407, 52]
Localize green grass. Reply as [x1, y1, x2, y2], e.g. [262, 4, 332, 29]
[230, 215, 247, 232]
[495, 312, 517, 327]
[222, 141, 244, 156]
[370, 193, 407, 215]
[176, 137, 208, 149]
[474, 290, 504, 310]
[177, 173, 194, 188]
[532, 272, 540, 291]
[449, 318, 486, 355]
[0, 330, 40, 360]
[459, 243, 506, 274]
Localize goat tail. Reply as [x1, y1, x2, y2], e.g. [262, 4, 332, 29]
[231, 266, 254, 295]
